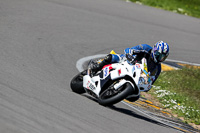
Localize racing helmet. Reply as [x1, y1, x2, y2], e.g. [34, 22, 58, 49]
[151, 41, 169, 63]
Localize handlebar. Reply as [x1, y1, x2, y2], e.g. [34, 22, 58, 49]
[125, 54, 136, 65]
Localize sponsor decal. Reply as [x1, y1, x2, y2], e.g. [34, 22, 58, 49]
[86, 81, 90, 89]
[103, 65, 113, 78]
[104, 67, 109, 77]
[147, 85, 151, 90]
[136, 64, 141, 69]
[118, 69, 121, 76]
[132, 66, 135, 72]
[86, 81, 95, 90]
[163, 44, 168, 53]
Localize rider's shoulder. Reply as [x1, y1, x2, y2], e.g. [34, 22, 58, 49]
[130, 44, 152, 50]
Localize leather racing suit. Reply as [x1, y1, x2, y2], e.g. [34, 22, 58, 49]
[100, 44, 161, 85]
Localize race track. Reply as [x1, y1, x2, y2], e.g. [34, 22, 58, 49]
[0, 0, 200, 133]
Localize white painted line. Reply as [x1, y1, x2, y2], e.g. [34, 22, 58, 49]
[166, 59, 200, 66]
[121, 101, 185, 133]
[121, 101, 176, 124]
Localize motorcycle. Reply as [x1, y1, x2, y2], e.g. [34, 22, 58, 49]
[70, 51, 155, 106]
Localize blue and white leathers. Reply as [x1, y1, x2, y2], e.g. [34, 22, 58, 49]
[124, 44, 152, 55]
[110, 44, 161, 85]
[110, 54, 121, 63]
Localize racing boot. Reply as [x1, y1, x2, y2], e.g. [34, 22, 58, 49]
[90, 54, 112, 73]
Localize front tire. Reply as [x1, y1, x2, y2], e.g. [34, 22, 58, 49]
[70, 70, 87, 94]
[126, 95, 140, 102]
[98, 83, 134, 106]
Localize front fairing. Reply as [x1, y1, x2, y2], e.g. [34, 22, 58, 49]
[83, 58, 153, 98]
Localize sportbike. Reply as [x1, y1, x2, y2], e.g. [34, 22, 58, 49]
[70, 51, 155, 106]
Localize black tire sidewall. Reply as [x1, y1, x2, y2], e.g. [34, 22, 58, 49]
[126, 95, 140, 102]
[70, 70, 87, 94]
[98, 83, 134, 106]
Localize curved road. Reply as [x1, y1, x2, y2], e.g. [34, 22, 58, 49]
[0, 0, 199, 133]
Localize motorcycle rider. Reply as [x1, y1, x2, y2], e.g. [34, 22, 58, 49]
[91, 40, 169, 85]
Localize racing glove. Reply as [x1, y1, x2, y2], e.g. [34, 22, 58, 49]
[125, 54, 137, 64]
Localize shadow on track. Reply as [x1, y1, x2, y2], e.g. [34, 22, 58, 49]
[108, 105, 168, 126]
[82, 94, 98, 102]
[81, 94, 169, 128]
[81, 93, 198, 133]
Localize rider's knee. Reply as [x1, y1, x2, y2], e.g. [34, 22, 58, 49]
[104, 54, 120, 63]
[104, 54, 112, 63]
[111, 54, 120, 63]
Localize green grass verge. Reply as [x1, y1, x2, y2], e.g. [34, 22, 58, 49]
[149, 67, 200, 124]
[129, 0, 200, 18]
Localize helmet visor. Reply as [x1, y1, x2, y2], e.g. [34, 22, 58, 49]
[154, 51, 168, 62]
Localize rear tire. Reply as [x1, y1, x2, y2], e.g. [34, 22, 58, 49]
[98, 83, 134, 106]
[70, 70, 87, 94]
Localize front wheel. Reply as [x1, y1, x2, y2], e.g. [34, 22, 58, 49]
[98, 83, 134, 106]
[70, 70, 87, 94]
[126, 95, 140, 102]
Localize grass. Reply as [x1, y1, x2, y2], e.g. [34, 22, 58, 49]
[149, 67, 200, 124]
[129, 0, 200, 18]
[126, 0, 200, 125]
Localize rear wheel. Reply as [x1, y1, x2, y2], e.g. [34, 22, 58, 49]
[70, 70, 87, 94]
[98, 82, 134, 106]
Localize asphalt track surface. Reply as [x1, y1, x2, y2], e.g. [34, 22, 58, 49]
[0, 0, 200, 133]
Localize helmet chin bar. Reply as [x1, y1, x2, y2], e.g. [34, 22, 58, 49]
[151, 49, 158, 63]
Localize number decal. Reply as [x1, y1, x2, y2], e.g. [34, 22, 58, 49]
[87, 81, 96, 90]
